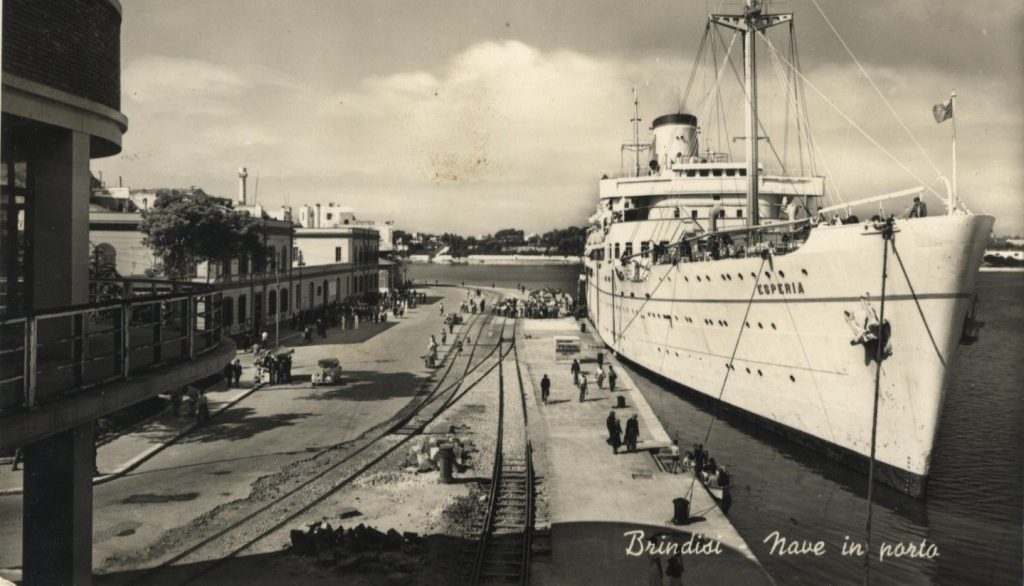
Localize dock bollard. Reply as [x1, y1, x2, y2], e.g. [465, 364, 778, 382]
[438, 444, 455, 484]
[616, 395, 626, 408]
[672, 497, 690, 525]
[580, 322, 587, 333]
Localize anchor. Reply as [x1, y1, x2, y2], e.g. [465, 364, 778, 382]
[960, 294, 984, 345]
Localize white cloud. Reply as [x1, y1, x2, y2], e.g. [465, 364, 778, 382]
[98, 41, 1022, 234]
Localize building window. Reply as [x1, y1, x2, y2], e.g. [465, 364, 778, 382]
[736, 209, 743, 218]
[614, 243, 620, 258]
[624, 243, 633, 258]
[238, 295, 247, 325]
[280, 288, 289, 313]
[281, 245, 288, 268]
[640, 241, 650, 257]
[673, 207, 681, 219]
[691, 210, 698, 220]
[269, 290, 277, 315]
[335, 247, 342, 262]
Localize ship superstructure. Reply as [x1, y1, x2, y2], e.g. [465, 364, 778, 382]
[584, 1, 992, 496]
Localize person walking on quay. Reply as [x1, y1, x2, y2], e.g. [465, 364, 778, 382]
[570, 359, 581, 385]
[10, 448, 23, 471]
[625, 414, 640, 452]
[597, 351, 605, 370]
[540, 374, 551, 405]
[668, 439, 681, 474]
[578, 375, 588, 402]
[170, 385, 183, 417]
[441, 329, 447, 345]
[608, 366, 618, 392]
[607, 410, 623, 454]
[439, 303, 444, 316]
[224, 361, 235, 388]
[646, 555, 663, 586]
[185, 384, 200, 417]
[448, 320, 454, 334]
[233, 359, 243, 387]
[666, 552, 684, 586]
[196, 390, 210, 425]
[596, 368, 606, 390]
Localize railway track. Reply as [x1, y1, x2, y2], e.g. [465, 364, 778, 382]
[123, 293, 514, 586]
[459, 318, 534, 585]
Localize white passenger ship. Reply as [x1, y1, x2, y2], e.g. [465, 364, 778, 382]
[583, 1, 993, 496]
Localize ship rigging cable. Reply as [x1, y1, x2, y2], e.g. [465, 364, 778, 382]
[686, 253, 769, 502]
[809, 0, 945, 180]
[758, 33, 944, 200]
[891, 240, 947, 368]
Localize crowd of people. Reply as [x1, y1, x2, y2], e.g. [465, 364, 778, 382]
[492, 287, 575, 319]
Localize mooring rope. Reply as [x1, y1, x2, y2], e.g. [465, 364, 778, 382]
[685, 253, 768, 501]
[864, 218, 894, 585]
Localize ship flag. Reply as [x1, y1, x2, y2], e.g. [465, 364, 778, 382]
[932, 98, 953, 124]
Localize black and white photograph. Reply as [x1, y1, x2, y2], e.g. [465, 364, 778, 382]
[1, 0, 1021, 584]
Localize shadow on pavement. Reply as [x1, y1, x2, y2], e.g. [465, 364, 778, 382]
[132, 407, 315, 445]
[297, 370, 426, 402]
[281, 321, 401, 349]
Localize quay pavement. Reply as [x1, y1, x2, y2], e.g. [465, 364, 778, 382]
[516, 314, 773, 585]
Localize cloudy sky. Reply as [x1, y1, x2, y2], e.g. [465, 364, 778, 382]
[94, 0, 1023, 234]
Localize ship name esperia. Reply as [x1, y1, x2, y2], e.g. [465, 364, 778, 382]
[757, 281, 806, 295]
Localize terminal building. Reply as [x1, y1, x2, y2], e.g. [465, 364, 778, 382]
[89, 180, 387, 342]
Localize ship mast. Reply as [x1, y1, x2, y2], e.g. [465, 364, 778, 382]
[621, 85, 651, 177]
[712, 0, 791, 228]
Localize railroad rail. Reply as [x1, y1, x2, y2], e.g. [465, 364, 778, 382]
[462, 318, 534, 585]
[126, 293, 514, 585]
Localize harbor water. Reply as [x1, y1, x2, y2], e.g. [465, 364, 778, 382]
[407, 263, 1023, 584]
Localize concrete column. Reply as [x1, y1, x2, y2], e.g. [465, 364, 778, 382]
[23, 422, 94, 585]
[22, 129, 94, 584]
[28, 129, 91, 309]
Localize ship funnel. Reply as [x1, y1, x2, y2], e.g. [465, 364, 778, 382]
[650, 113, 699, 170]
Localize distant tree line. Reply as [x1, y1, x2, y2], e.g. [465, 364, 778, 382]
[395, 226, 586, 257]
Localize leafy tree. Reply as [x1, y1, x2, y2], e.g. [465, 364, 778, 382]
[139, 189, 266, 279]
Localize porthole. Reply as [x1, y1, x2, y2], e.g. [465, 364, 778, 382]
[706, 275, 711, 281]
[745, 322, 750, 328]
[779, 270, 786, 278]
[771, 323, 777, 330]
[801, 268, 808, 276]
[721, 275, 727, 281]
[757, 369, 763, 376]
[696, 276, 702, 282]
[738, 273, 744, 280]
[684, 276, 690, 282]
[789, 374, 796, 382]
[764, 271, 772, 279]
[745, 367, 751, 374]
[758, 322, 763, 329]
[751, 272, 757, 279]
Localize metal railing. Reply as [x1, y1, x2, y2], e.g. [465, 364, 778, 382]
[1, 279, 224, 414]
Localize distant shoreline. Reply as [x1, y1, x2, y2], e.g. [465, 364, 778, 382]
[404, 255, 582, 266]
[980, 266, 1024, 273]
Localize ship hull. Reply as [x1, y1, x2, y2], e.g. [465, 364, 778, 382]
[586, 214, 994, 497]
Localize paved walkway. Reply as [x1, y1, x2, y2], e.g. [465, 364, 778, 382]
[517, 316, 773, 585]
